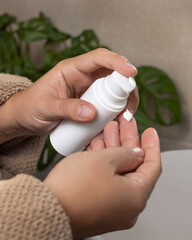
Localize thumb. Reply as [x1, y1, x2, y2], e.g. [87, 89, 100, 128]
[87, 147, 144, 175]
[49, 98, 97, 122]
[112, 147, 145, 174]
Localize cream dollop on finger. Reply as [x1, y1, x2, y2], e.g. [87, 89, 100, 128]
[123, 109, 133, 122]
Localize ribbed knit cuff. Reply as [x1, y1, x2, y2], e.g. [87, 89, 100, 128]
[0, 174, 72, 240]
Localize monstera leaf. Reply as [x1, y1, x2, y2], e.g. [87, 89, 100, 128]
[0, 13, 16, 30]
[17, 12, 71, 43]
[135, 66, 181, 130]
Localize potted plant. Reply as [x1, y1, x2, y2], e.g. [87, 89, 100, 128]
[0, 12, 181, 172]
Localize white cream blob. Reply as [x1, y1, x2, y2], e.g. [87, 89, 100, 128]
[123, 109, 133, 122]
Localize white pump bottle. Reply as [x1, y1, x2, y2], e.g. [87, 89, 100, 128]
[50, 71, 136, 156]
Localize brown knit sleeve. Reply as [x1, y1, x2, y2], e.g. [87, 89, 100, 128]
[0, 73, 32, 103]
[0, 73, 45, 179]
[0, 74, 73, 239]
[0, 174, 72, 240]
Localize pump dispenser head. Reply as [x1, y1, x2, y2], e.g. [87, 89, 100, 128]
[108, 71, 136, 97]
[98, 71, 136, 110]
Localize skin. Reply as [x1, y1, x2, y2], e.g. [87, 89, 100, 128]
[0, 48, 138, 144]
[0, 48, 162, 238]
[44, 118, 161, 239]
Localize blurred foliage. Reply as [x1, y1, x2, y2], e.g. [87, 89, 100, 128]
[0, 12, 182, 170]
[135, 66, 181, 130]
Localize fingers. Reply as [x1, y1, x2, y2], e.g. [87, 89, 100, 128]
[126, 88, 139, 114]
[104, 121, 121, 148]
[88, 121, 120, 151]
[117, 88, 139, 122]
[120, 118, 140, 148]
[48, 98, 97, 122]
[90, 67, 113, 81]
[88, 132, 105, 151]
[88, 118, 140, 151]
[135, 128, 162, 189]
[90, 139, 105, 150]
[73, 48, 138, 77]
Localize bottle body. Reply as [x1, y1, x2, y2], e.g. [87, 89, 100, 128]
[50, 71, 136, 156]
[50, 79, 126, 156]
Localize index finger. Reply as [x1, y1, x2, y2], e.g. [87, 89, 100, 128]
[120, 118, 140, 148]
[73, 48, 138, 77]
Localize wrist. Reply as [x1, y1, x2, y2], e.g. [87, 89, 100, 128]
[0, 93, 25, 144]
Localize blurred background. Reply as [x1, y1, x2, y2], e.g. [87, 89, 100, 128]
[1, 2, 191, 238]
[0, 0, 191, 155]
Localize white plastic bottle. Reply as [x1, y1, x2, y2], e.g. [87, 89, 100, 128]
[50, 71, 136, 156]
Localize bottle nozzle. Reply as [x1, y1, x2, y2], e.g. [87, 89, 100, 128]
[97, 71, 136, 110]
[111, 71, 136, 94]
[106, 71, 136, 99]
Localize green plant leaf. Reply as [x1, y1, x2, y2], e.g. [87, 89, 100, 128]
[71, 30, 100, 55]
[42, 48, 74, 69]
[134, 107, 152, 132]
[0, 13, 16, 30]
[0, 31, 21, 67]
[18, 12, 71, 43]
[135, 66, 182, 127]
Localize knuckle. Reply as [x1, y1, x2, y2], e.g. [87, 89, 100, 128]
[109, 50, 127, 63]
[56, 100, 72, 119]
[132, 193, 147, 215]
[56, 100, 65, 117]
[55, 58, 71, 73]
[137, 197, 147, 213]
[128, 219, 137, 229]
[55, 61, 65, 76]
[94, 47, 110, 54]
[128, 179, 148, 213]
[55, 60, 64, 71]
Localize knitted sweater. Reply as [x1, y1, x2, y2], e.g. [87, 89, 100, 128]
[0, 74, 72, 240]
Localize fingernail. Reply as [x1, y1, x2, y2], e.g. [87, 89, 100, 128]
[77, 105, 92, 119]
[132, 147, 145, 161]
[125, 60, 137, 71]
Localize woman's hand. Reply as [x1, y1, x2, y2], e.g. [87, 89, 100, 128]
[86, 118, 140, 151]
[44, 118, 162, 239]
[0, 48, 138, 144]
